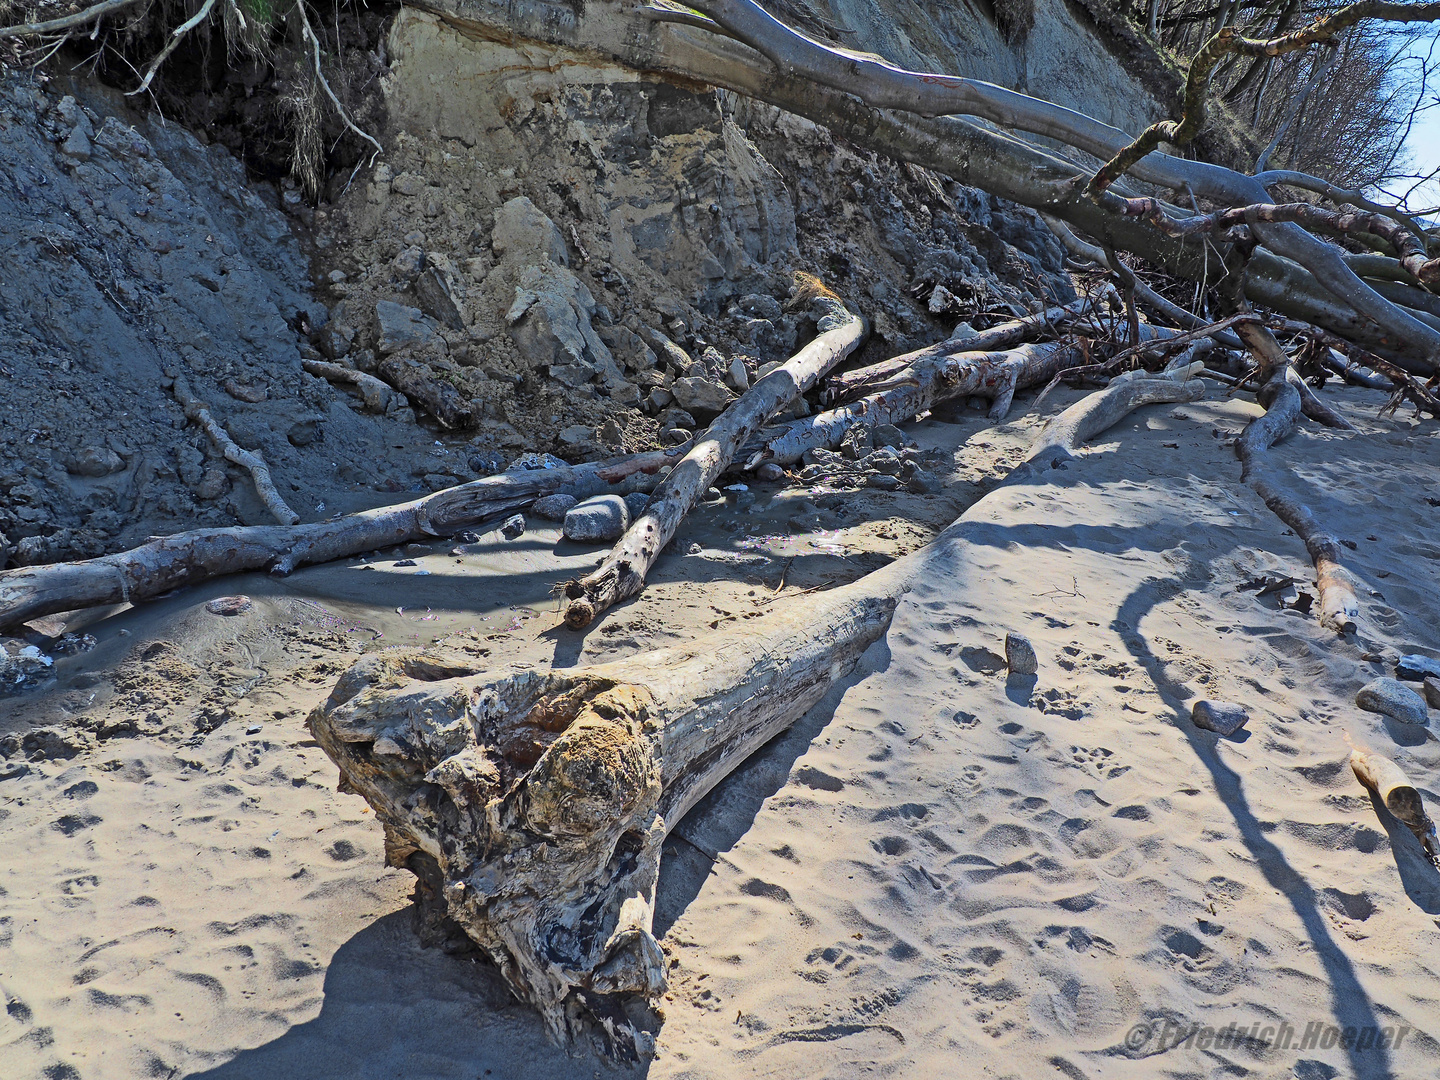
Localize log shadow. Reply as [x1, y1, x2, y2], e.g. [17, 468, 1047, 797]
[1364, 789, 1440, 914]
[186, 909, 641, 1080]
[1114, 580, 1397, 1080]
[652, 634, 893, 938]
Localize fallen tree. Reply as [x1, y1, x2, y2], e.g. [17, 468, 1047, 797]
[562, 278, 864, 630]
[308, 370, 1207, 1059]
[0, 447, 694, 631]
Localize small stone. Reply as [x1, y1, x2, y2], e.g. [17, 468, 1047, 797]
[1005, 632, 1038, 675]
[563, 495, 630, 543]
[66, 447, 125, 477]
[224, 378, 268, 403]
[704, 487, 723, 502]
[375, 301, 436, 354]
[205, 595, 253, 616]
[738, 293, 782, 320]
[558, 425, 592, 446]
[623, 492, 650, 519]
[1357, 678, 1429, 725]
[391, 172, 426, 196]
[1396, 654, 1440, 682]
[755, 462, 786, 482]
[840, 424, 873, 461]
[866, 474, 901, 491]
[195, 468, 229, 500]
[726, 356, 750, 391]
[1424, 677, 1440, 709]
[658, 408, 697, 430]
[661, 427, 692, 445]
[873, 424, 907, 450]
[393, 559, 418, 567]
[905, 469, 943, 494]
[468, 451, 506, 475]
[499, 514, 526, 540]
[246, 724, 264, 735]
[532, 494, 578, 520]
[287, 419, 321, 447]
[671, 376, 735, 415]
[1191, 700, 1249, 735]
[866, 448, 902, 475]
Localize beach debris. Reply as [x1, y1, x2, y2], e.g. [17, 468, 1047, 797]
[1005, 632, 1038, 675]
[1395, 654, 1440, 682]
[532, 493, 579, 520]
[563, 279, 864, 629]
[1356, 678, 1430, 725]
[0, 642, 54, 695]
[1191, 700, 1249, 735]
[564, 494, 631, 543]
[205, 595, 253, 616]
[1350, 747, 1440, 867]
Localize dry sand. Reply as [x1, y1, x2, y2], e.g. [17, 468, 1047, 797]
[3, 384, 1439, 1080]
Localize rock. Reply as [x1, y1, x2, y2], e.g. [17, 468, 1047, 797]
[738, 293, 783, 320]
[491, 196, 568, 266]
[287, 419, 322, 447]
[866, 448, 902, 475]
[866, 473, 901, 490]
[224, 378, 268, 403]
[647, 387, 674, 411]
[391, 171, 427, 196]
[928, 283, 961, 314]
[840, 424, 873, 460]
[727, 355, 751, 391]
[512, 452, 568, 471]
[532, 493, 578, 520]
[755, 462, 786, 482]
[1191, 700, 1249, 735]
[873, 424, 907, 449]
[1396, 654, 1440, 682]
[499, 513, 526, 540]
[205, 595, 253, 616]
[563, 495, 630, 543]
[948, 322, 979, 342]
[658, 407, 697, 430]
[1424, 677, 1440, 710]
[1005, 632, 1038, 675]
[414, 255, 466, 331]
[195, 467, 229, 500]
[1356, 678, 1429, 725]
[558, 425, 592, 446]
[507, 264, 618, 382]
[672, 376, 735, 415]
[468, 450, 506, 475]
[60, 126, 92, 161]
[66, 446, 125, 477]
[376, 301, 437, 354]
[623, 492, 650, 519]
[905, 468, 943, 494]
[661, 427, 692, 445]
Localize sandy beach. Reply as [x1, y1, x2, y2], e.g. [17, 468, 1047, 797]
[3, 381, 1438, 1079]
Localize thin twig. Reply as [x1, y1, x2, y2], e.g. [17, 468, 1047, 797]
[126, 0, 217, 96]
[0, 0, 142, 37]
[294, 0, 383, 167]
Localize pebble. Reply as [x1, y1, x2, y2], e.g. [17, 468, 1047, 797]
[905, 468, 943, 494]
[531, 494, 578, 520]
[866, 474, 901, 491]
[1356, 677, 1429, 725]
[623, 492, 650, 519]
[1396, 654, 1440, 682]
[205, 595, 253, 616]
[393, 559, 418, 567]
[1191, 700, 1250, 735]
[1005, 632, 1038, 675]
[754, 462, 786, 482]
[499, 514, 526, 540]
[563, 495, 630, 543]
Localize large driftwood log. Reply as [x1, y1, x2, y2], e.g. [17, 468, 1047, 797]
[747, 339, 1083, 467]
[0, 448, 692, 631]
[562, 285, 864, 629]
[821, 296, 1098, 405]
[310, 372, 1206, 1058]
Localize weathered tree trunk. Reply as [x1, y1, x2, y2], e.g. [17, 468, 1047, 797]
[0, 447, 693, 631]
[747, 339, 1084, 468]
[310, 372, 1206, 1057]
[821, 296, 1098, 405]
[562, 289, 864, 629]
[378, 356, 477, 430]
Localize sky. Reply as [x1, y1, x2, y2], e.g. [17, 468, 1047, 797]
[1383, 31, 1440, 217]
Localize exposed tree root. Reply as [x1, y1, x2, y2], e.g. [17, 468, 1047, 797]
[563, 284, 864, 630]
[301, 359, 403, 414]
[171, 375, 300, 526]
